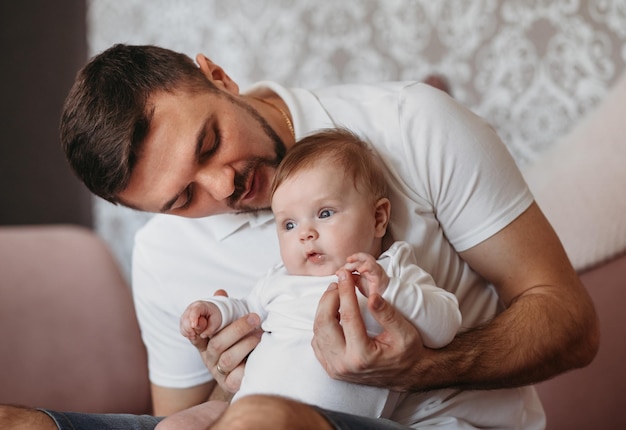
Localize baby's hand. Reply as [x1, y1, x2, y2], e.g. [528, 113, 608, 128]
[341, 252, 389, 297]
[180, 300, 222, 348]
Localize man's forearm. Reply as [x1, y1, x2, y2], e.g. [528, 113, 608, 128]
[208, 381, 235, 402]
[406, 288, 599, 392]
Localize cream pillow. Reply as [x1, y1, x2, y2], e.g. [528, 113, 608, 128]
[521, 73, 626, 272]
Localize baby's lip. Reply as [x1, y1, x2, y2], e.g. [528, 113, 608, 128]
[306, 251, 324, 264]
[305, 247, 319, 256]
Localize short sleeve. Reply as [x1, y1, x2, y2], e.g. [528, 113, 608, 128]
[398, 84, 534, 251]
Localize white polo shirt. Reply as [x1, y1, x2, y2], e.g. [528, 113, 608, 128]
[132, 81, 543, 428]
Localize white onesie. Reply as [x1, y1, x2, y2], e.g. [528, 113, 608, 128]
[209, 241, 461, 418]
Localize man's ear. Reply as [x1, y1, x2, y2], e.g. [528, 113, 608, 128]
[374, 198, 391, 238]
[195, 54, 240, 95]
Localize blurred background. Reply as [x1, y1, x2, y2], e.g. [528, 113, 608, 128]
[2, 0, 625, 279]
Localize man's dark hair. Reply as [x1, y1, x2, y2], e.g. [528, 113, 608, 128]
[60, 44, 216, 204]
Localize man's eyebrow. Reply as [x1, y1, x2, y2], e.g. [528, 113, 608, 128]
[158, 114, 213, 213]
[194, 114, 211, 159]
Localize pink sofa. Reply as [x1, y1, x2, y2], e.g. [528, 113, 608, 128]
[0, 224, 624, 428]
[0, 225, 151, 414]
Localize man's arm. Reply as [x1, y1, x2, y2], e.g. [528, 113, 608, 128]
[312, 202, 600, 391]
[151, 382, 214, 416]
[439, 202, 599, 389]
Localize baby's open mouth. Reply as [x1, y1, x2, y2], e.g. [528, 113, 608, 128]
[307, 252, 324, 263]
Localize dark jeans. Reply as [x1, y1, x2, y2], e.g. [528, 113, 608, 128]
[41, 407, 410, 430]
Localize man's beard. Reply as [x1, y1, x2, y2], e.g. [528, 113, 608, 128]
[224, 94, 288, 213]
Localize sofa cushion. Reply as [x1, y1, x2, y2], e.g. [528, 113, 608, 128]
[521, 72, 626, 272]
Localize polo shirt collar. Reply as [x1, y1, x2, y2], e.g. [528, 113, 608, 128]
[204, 210, 274, 241]
[245, 81, 336, 139]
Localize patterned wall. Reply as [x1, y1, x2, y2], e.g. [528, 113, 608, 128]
[87, 0, 626, 279]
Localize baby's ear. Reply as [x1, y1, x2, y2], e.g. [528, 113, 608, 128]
[374, 198, 391, 238]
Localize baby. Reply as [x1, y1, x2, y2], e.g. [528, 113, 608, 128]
[178, 128, 461, 425]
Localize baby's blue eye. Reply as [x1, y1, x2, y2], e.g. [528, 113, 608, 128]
[285, 221, 296, 230]
[319, 209, 334, 219]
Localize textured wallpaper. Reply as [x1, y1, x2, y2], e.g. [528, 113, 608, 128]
[87, 0, 626, 279]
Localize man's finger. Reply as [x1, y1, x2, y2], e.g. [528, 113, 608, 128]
[222, 363, 246, 394]
[206, 313, 261, 358]
[217, 329, 262, 372]
[335, 269, 369, 347]
[190, 336, 209, 351]
[314, 281, 340, 332]
[312, 281, 343, 368]
[368, 293, 418, 345]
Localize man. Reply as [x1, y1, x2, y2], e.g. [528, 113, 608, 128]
[0, 44, 598, 429]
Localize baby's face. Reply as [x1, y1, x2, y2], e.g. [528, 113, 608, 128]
[271, 164, 383, 276]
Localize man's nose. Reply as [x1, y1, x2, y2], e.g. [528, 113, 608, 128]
[195, 165, 236, 202]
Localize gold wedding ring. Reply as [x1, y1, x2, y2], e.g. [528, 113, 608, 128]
[216, 363, 228, 376]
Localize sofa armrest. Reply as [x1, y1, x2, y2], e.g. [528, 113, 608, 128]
[535, 252, 626, 429]
[0, 225, 151, 414]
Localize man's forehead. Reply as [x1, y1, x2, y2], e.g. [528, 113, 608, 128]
[117, 91, 200, 211]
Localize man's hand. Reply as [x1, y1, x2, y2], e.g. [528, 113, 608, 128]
[312, 268, 424, 391]
[195, 290, 263, 394]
